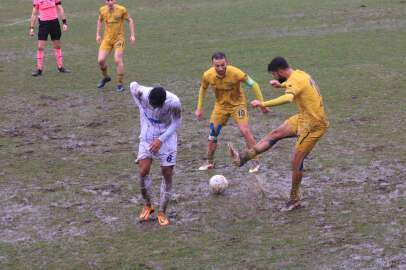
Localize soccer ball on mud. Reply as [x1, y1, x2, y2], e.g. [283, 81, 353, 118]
[209, 175, 229, 194]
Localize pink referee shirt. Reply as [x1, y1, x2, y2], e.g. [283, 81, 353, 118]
[33, 0, 60, 21]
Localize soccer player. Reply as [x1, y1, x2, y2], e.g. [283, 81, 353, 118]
[195, 52, 270, 173]
[130, 81, 182, 226]
[96, 0, 135, 92]
[29, 0, 70, 76]
[228, 56, 329, 211]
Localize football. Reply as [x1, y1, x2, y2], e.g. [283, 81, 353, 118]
[209, 175, 229, 194]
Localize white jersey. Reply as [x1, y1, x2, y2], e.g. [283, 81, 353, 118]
[130, 81, 182, 144]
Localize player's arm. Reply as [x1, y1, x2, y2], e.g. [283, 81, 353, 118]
[56, 2, 67, 31]
[245, 76, 270, 114]
[251, 93, 294, 108]
[29, 6, 38, 36]
[96, 17, 103, 44]
[126, 17, 135, 45]
[158, 101, 182, 143]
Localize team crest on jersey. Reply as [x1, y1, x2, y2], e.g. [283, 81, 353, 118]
[115, 15, 119, 20]
[238, 107, 246, 119]
[116, 41, 121, 47]
[228, 82, 233, 86]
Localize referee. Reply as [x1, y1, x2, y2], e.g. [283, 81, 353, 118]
[29, 0, 70, 76]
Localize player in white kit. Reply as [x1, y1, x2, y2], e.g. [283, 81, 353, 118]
[130, 81, 182, 226]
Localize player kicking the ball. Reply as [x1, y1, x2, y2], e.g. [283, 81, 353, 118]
[96, 0, 135, 92]
[130, 81, 182, 226]
[228, 56, 329, 211]
[195, 52, 269, 173]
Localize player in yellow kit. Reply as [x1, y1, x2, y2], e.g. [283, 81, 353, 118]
[228, 56, 329, 211]
[96, 0, 135, 92]
[195, 52, 270, 173]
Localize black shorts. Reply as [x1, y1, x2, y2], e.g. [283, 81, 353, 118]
[38, 19, 61, 41]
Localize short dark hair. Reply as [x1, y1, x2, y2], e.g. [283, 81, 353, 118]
[268, 56, 289, 72]
[212, 52, 226, 61]
[149, 87, 166, 107]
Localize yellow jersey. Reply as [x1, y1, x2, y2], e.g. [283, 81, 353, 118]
[283, 70, 329, 127]
[99, 4, 130, 41]
[201, 65, 249, 107]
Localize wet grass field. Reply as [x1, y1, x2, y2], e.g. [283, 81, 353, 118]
[1, 0, 406, 269]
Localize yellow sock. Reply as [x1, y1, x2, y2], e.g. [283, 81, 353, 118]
[290, 180, 301, 200]
[101, 67, 108, 78]
[117, 74, 124, 85]
[246, 149, 258, 160]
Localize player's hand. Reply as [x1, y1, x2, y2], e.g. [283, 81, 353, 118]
[130, 36, 135, 45]
[149, 139, 163, 154]
[261, 107, 271, 114]
[29, 28, 34, 36]
[270, 80, 281, 88]
[96, 35, 101, 44]
[62, 24, 68, 32]
[195, 109, 203, 120]
[250, 100, 263, 108]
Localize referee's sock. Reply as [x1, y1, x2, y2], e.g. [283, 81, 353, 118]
[54, 49, 63, 69]
[37, 50, 44, 71]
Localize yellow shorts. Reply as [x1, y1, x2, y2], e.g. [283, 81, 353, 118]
[99, 38, 125, 52]
[210, 104, 249, 125]
[285, 114, 328, 153]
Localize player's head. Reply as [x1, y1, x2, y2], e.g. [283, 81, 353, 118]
[268, 56, 290, 83]
[149, 87, 166, 108]
[104, 0, 116, 7]
[211, 52, 227, 76]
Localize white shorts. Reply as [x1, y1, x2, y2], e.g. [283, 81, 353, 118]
[135, 135, 177, 166]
